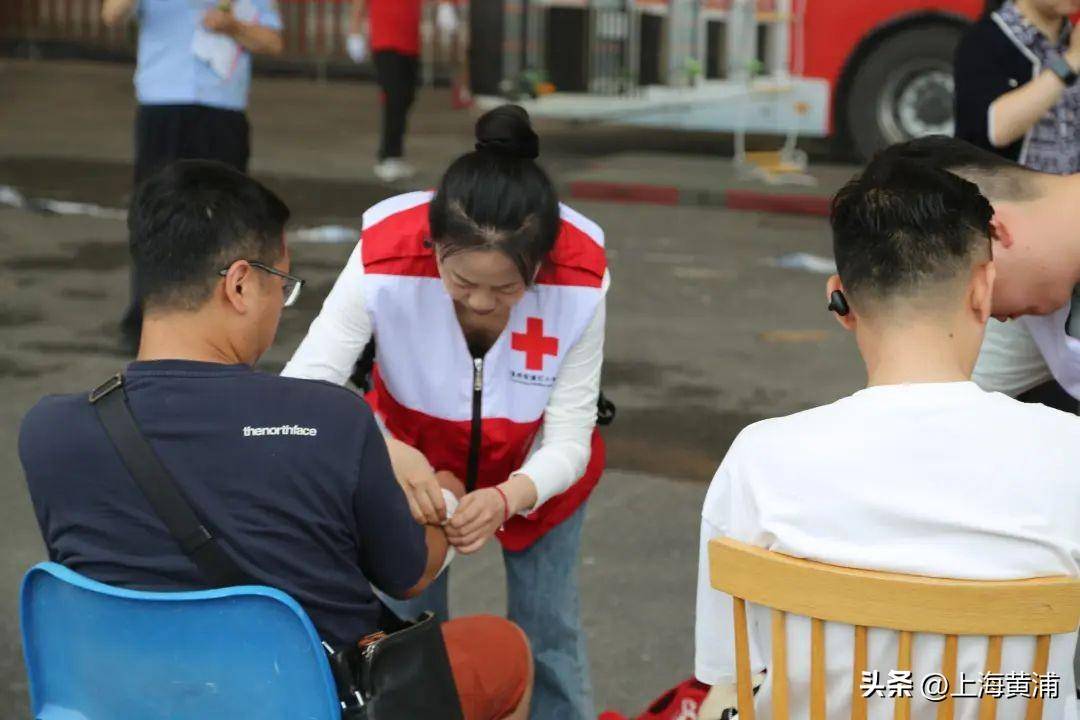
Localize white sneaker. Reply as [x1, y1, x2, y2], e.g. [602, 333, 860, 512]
[374, 158, 416, 183]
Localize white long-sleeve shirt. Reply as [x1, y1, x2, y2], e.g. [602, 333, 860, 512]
[282, 241, 608, 510]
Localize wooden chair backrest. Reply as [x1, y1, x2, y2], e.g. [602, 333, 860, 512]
[708, 538, 1080, 720]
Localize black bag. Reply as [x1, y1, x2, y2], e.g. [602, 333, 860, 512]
[328, 612, 462, 720]
[89, 372, 464, 720]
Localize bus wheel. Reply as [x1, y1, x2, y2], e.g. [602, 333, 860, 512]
[844, 25, 962, 161]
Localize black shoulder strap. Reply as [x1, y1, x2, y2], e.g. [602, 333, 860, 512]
[89, 373, 249, 588]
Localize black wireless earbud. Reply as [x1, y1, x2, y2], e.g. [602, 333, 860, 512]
[827, 289, 850, 317]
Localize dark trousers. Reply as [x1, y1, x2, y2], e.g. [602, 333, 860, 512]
[133, 104, 250, 184]
[122, 104, 251, 345]
[373, 51, 419, 161]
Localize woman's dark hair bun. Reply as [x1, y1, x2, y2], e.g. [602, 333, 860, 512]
[431, 104, 558, 284]
[474, 105, 540, 160]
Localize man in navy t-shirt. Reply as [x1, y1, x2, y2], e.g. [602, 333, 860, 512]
[18, 161, 532, 720]
[22, 361, 416, 647]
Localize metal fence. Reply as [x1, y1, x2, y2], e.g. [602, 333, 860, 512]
[0, 0, 461, 79]
[0, 0, 134, 52]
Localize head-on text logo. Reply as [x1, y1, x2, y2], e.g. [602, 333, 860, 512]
[243, 425, 318, 437]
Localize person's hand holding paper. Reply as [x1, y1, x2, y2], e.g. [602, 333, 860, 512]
[193, 0, 258, 79]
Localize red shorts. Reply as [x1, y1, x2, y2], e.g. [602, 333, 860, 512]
[442, 615, 531, 720]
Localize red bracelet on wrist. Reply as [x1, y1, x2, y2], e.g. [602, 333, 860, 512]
[493, 485, 510, 525]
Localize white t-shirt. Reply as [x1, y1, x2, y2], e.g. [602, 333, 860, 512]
[696, 382, 1080, 720]
[973, 292, 1080, 400]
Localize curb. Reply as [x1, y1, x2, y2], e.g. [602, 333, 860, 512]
[567, 181, 681, 206]
[564, 180, 832, 217]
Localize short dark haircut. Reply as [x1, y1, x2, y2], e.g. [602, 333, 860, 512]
[875, 135, 1042, 202]
[831, 153, 994, 307]
[129, 160, 290, 311]
[429, 105, 560, 283]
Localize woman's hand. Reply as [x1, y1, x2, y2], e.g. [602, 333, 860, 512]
[447, 474, 539, 554]
[446, 488, 506, 554]
[385, 438, 447, 525]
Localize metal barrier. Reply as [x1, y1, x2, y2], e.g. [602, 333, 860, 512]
[0, 0, 459, 80]
[280, 0, 352, 61]
[590, 6, 635, 95]
[522, 2, 639, 97]
[0, 0, 133, 51]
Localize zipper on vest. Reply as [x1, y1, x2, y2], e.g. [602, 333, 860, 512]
[465, 357, 483, 491]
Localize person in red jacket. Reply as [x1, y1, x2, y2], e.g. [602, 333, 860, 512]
[349, 0, 423, 182]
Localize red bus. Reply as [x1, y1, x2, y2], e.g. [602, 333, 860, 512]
[798, 0, 982, 156]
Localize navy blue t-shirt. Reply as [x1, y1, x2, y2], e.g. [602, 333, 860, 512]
[19, 360, 428, 647]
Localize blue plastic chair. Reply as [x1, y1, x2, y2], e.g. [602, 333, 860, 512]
[20, 562, 342, 720]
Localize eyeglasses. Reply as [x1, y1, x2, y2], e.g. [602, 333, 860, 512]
[218, 260, 305, 307]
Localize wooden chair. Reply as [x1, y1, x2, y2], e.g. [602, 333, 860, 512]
[708, 538, 1080, 720]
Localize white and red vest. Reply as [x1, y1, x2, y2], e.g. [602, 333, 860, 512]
[359, 191, 608, 551]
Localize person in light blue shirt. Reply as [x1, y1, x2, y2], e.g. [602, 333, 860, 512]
[101, 0, 283, 349]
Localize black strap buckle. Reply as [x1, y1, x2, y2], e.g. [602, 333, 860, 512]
[89, 373, 124, 404]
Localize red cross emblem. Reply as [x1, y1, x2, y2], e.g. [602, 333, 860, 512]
[512, 317, 559, 371]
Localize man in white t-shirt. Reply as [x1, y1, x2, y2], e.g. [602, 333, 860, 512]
[876, 136, 1080, 410]
[695, 155, 1080, 719]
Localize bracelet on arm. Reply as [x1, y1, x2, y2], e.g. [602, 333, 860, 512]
[493, 485, 510, 527]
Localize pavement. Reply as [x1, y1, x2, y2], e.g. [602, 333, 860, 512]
[0, 58, 866, 718]
[0, 59, 854, 220]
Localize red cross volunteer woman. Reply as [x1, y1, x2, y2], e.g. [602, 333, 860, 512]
[283, 105, 609, 720]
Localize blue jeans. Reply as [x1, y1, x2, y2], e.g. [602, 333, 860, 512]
[382, 505, 593, 720]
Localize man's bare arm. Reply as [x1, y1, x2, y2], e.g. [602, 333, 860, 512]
[398, 525, 451, 599]
[101, 0, 138, 28]
[378, 468, 462, 600]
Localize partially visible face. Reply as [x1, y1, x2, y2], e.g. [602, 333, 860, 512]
[254, 243, 290, 356]
[436, 248, 529, 317]
[990, 213, 1076, 319]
